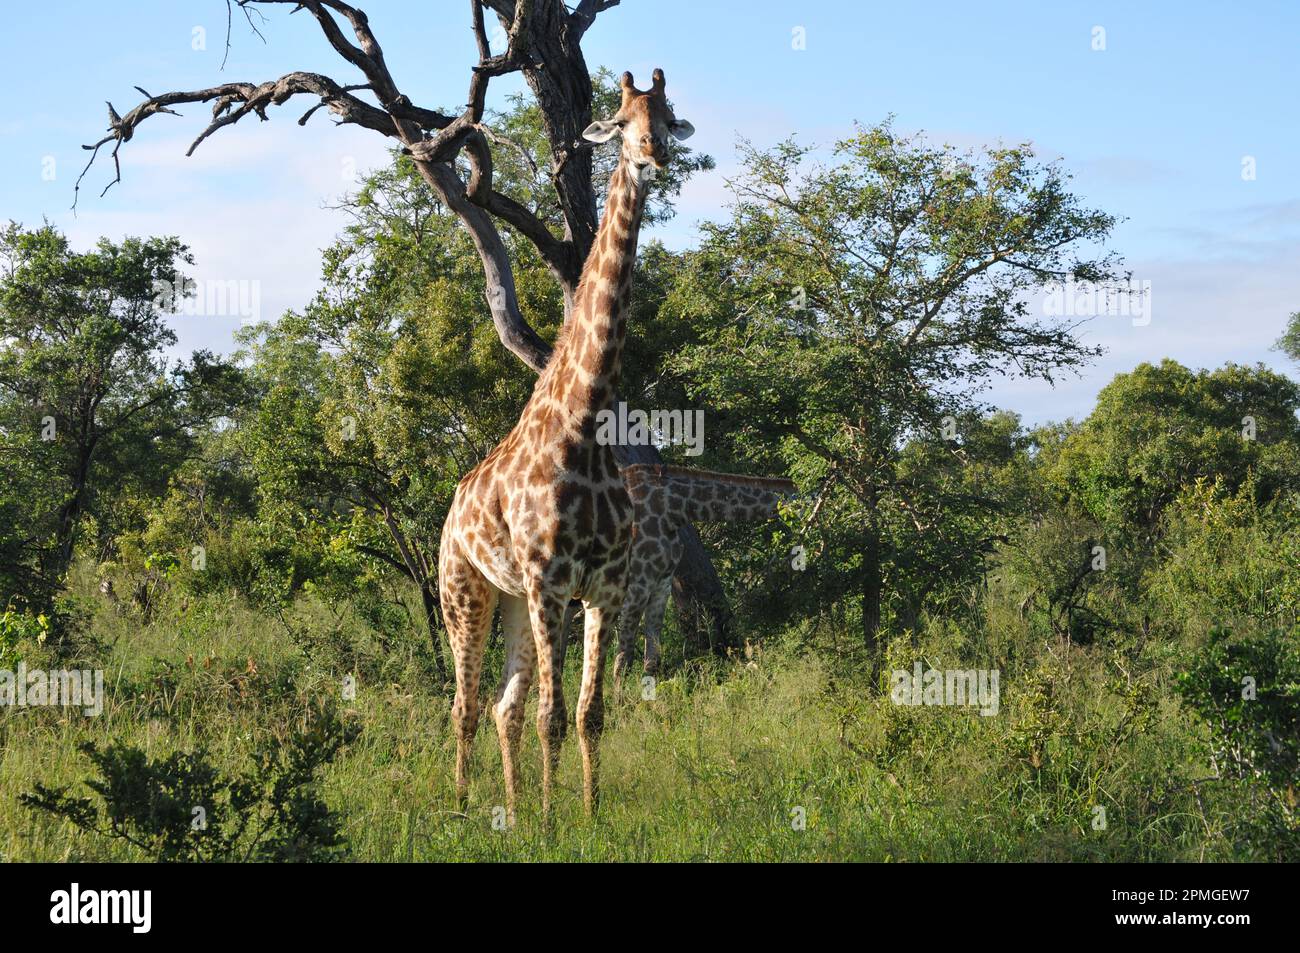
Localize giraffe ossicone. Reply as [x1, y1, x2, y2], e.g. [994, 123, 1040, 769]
[438, 68, 694, 824]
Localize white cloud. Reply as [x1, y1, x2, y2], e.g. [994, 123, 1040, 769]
[49, 118, 392, 360]
[994, 238, 1300, 425]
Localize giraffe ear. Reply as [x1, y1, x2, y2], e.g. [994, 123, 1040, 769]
[582, 120, 622, 143]
[668, 119, 695, 141]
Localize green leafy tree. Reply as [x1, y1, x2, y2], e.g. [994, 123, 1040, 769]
[105, 421, 261, 612]
[1277, 310, 1300, 364]
[0, 223, 247, 610]
[1149, 478, 1300, 640]
[1051, 360, 1300, 549]
[1003, 361, 1300, 645]
[669, 122, 1122, 650]
[1177, 626, 1300, 860]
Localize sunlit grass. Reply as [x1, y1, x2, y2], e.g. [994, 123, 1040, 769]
[1, 574, 1229, 862]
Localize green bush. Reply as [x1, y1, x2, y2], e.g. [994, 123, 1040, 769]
[1176, 626, 1300, 860]
[0, 605, 49, 666]
[21, 701, 359, 862]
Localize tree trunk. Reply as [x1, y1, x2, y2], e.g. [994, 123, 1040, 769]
[51, 440, 95, 585]
[899, 597, 921, 639]
[672, 524, 732, 656]
[859, 454, 888, 659]
[517, 4, 599, 262]
[419, 579, 448, 682]
[862, 522, 882, 655]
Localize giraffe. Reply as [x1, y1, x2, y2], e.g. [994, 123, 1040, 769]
[614, 465, 796, 678]
[556, 465, 796, 679]
[437, 69, 694, 822]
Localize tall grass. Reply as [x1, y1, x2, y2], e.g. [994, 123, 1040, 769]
[1, 567, 1231, 862]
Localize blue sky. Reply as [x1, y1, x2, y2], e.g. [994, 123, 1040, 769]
[2, 0, 1297, 423]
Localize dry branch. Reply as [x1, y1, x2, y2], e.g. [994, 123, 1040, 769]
[75, 0, 735, 650]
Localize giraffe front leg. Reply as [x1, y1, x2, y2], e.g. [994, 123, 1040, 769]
[439, 541, 496, 810]
[642, 580, 672, 677]
[576, 603, 617, 817]
[528, 589, 568, 826]
[612, 591, 648, 687]
[493, 595, 534, 827]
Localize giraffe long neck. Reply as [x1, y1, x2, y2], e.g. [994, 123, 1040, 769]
[536, 156, 649, 437]
[622, 465, 796, 529]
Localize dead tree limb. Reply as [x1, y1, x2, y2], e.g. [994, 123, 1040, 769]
[76, 0, 736, 654]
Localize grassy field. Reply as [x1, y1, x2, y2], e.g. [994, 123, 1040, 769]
[1, 567, 1232, 862]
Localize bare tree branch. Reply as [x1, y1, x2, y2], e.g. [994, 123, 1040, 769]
[75, 0, 738, 650]
[74, 73, 427, 209]
[570, 0, 620, 40]
[223, 0, 267, 70]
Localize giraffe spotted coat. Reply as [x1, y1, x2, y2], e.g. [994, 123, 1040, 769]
[614, 464, 796, 677]
[438, 69, 695, 822]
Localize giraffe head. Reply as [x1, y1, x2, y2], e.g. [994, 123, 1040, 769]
[582, 69, 695, 170]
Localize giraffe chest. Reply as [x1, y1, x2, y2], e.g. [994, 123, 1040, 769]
[505, 471, 633, 554]
[453, 407, 637, 594]
[497, 461, 632, 594]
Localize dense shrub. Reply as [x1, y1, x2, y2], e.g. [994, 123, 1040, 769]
[1176, 627, 1300, 861]
[21, 702, 358, 862]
